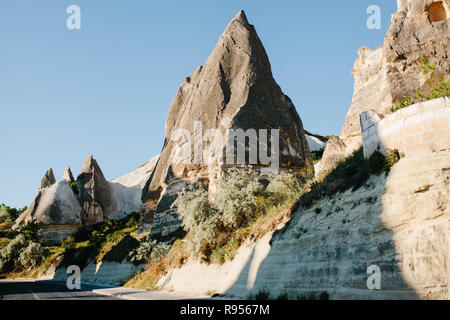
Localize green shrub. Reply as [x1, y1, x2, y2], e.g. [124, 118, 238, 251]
[0, 234, 46, 272]
[20, 221, 40, 242]
[129, 237, 170, 264]
[369, 148, 399, 175]
[310, 149, 325, 164]
[69, 182, 79, 195]
[276, 292, 289, 300]
[418, 56, 435, 75]
[0, 204, 27, 223]
[266, 172, 304, 205]
[209, 247, 229, 265]
[215, 170, 265, 229]
[174, 188, 220, 254]
[255, 289, 270, 300]
[18, 242, 46, 268]
[61, 237, 76, 250]
[368, 150, 387, 175]
[0, 234, 28, 272]
[393, 56, 449, 113]
[174, 170, 306, 259]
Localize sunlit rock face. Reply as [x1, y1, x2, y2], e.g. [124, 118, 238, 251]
[318, 0, 450, 174]
[140, 11, 313, 239]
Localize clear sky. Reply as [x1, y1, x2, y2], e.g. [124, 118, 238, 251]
[0, 1, 397, 208]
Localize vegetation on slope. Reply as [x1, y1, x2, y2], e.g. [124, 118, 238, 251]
[126, 147, 401, 291]
[392, 56, 450, 112]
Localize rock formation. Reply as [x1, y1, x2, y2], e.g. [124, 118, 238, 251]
[318, 0, 450, 174]
[14, 155, 159, 241]
[110, 155, 159, 215]
[62, 167, 75, 183]
[76, 155, 119, 225]
[157, 150, 450, 300]
[140, 10, 313, 239]
[13, 181, 82, 242]
[39, 168, 56, 190]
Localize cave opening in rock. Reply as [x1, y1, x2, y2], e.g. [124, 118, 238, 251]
[428, 2, 447, 22]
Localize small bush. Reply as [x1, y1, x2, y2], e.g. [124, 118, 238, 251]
[129, 236, 170, 264]
[20, 221, 40, 242]
[0, 204, 27, 223]
[392, 56, 449, 113]
[369, 148, 399, 175]
[174, 188, 220, 255]
[368, 150, 387, 175]
[310, 149, 325, 164]
[69, 182, 79, 195]
[18, 242, 46, 268]
[255, 289, 270, 300]
[0, 234, 47, 272]
[215, 170, 265, 229]
[61, 237, 76, 250]
[174, 170, 306, 259]
[276, 292, 289, 300]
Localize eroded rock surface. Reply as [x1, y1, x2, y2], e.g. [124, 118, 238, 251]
[39, 168, 56, 190]
[157, 151, 450, 300]
[141, 10, 312, 238]
[319, 0, 450, 174]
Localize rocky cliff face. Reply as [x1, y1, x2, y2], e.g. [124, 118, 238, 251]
[318, 0, 450, 174]
[77, 155, 119, 225]
[157, 151, 449, 300]
[140, 11, 312, 238]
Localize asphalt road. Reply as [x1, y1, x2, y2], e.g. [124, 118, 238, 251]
[0, 279, 120, 300]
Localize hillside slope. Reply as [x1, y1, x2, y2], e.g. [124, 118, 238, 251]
[156, 151, 449, 299]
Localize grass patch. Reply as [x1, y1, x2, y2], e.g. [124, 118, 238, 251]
[124, 239, 188, 290]
[298, 148, 399, 209]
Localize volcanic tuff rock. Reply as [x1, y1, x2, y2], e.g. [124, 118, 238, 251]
[14, 155, 158, 241]
[62, 167, 75, 183]
[157, 151, 450, 300]
[318, 0, 450, 174]
[39, 168, 56, 190]
[76, 155, 119, 224]
[110, 155, 159, 215]
[140, 11, 313, 238]
[13, 181, 82, 233]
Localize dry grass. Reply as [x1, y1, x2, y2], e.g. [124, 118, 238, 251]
[124, 239, 188, 290]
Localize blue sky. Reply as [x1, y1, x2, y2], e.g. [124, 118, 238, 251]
[0, 1, 397, 208]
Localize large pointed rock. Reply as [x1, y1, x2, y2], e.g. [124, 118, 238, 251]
[140, 11, 313, 238]
[62, 167, 75, 183]
[76, 155, 119, 224]
[39, 168, 56, 190]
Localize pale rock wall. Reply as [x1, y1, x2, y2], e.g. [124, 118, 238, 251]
[157, 151, 449, 299]
[318, 0, 450, 175]
[361, 97, 450, 157]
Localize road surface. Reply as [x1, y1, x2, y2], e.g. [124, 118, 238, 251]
[0, 279, 119, 300]
[0, 278, 208, 300]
